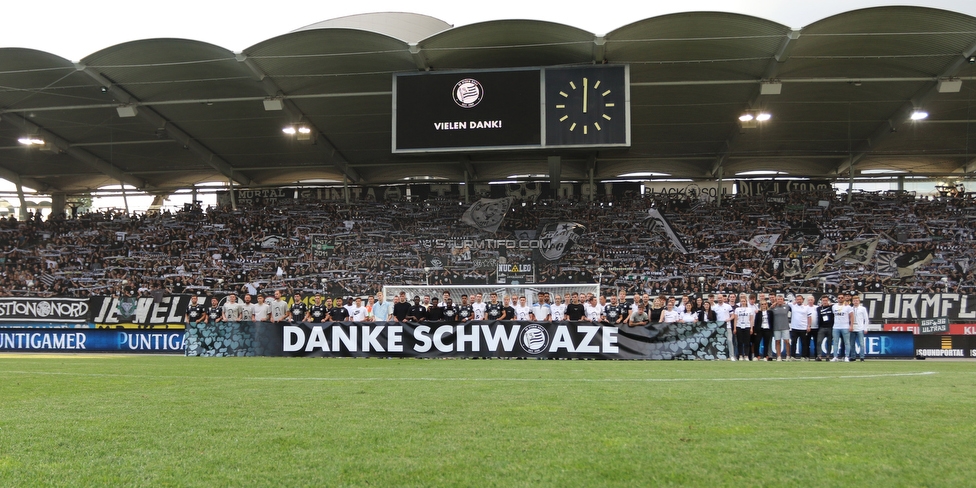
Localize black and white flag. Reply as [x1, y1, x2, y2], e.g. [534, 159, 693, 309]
[834, 237, 879, 264]
[740, 233, 780, 252]
[895, 250, 934, 278]
[535, 222, 586, 262]
[645, 209, 690, 254]
[461, 197, 514, 233]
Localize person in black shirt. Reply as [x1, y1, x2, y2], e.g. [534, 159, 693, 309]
[426, 297, 445, 321]
[307, 294, 329, 323]
[289, 293, 308, 323]
[486, 293, 505, 320]
[392, 295, 410, 322]
[566, 295, 585, 321]
[184, 295, 207, 356]
[442, 297, 459, 322]
[604, 296, 624, 325]
[815, 296, 835, 361]
[185, 295, 207, 325]
[502, 296, 516, 322]
[457, 294, 474, 322]
[407, 296, 427, 322]
[330, 298, 350, 322]
[206, 297, 222, 325]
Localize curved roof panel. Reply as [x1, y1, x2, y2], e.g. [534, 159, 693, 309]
[291, 12, 452, 44]
[2, 7, 976, 194]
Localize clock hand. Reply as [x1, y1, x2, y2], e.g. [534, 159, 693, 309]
[583, 77, 588, 114]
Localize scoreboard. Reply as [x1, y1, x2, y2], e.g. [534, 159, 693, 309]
[393, 65, 630, 153]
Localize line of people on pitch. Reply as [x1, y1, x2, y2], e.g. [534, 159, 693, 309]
[713, 292, 872, 362]
[388, 290, 668, 324]
[185, 290, 392, 326]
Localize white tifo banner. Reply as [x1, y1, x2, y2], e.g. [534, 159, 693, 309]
[642, 181, 734, 202]
[383, 284, 600, 305]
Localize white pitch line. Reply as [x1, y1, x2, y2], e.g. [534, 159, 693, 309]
[0, 370, 937, 382]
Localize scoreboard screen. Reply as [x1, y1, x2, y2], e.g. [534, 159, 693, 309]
[393, 66, 629, 153]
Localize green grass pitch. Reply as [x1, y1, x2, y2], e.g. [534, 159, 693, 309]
[1, 356, 974, 487]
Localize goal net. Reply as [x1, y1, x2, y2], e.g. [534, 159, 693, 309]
[382, 283, 601, 305]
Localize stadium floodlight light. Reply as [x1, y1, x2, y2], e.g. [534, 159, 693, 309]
[910, 110, 929, 121]
[263, 97, 284, 111]
[756, 112, 772, 121]
[18, 137, 45, 145]
[297, 126, 311, 134]
[738, 113, 754, 122]
[282, 126, 297, 135]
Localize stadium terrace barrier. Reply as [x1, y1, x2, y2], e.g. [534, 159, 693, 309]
[185, 321, 729, 360]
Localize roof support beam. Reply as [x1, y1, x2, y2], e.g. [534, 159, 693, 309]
[74, 63, 251, 186]
[408, 44, 430, 71]
[235, 53, 362, 183]
[833, 40, 976, 176]
[3, 112, 146, 190]
[710, 29, 800, 177]
[0, 163, 50, 193]
[593, 37, 607, 63]
[459, 156, 477, 181]
[954, 157, 976, 174]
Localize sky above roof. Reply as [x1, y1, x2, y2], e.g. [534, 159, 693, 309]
[3, 0, 976, 62]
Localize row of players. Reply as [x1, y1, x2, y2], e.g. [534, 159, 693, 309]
[186, 290, 667, 325]
[183, 289, 870, 361]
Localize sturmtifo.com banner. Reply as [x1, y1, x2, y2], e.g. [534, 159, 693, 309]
[263, 321, 726, 360]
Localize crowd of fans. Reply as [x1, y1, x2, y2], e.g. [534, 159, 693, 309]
[1, 185, 973, 299]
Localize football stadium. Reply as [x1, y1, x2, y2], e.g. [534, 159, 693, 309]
[2, 4, 976, 486]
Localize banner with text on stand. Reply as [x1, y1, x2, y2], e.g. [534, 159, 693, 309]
[185, 320, 729, 360]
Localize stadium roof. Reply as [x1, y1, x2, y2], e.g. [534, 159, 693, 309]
[2, 7, 976, 194]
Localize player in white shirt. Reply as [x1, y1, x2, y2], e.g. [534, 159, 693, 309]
[732, 296, 755, 360]
[831, 294, 854, 361]
[660, 302, 681, 324]
[251, 295, 271, 322]
[583, 296, 602, 322]
[549, 294, 567, 322]
[531, 296, 551, 322]
[679, 302, 698, 323]
[712, 294, 735, 360]
[850, 295, 870, 361]
[220, 294, 244, 322]
[788, 295, 813, 360]
[471, 293, 487, 321]
[347, 296, 368, 322]
[269, 290, 289, 323]
[513, 296, 533, 321]
[239, 294, 255, 321]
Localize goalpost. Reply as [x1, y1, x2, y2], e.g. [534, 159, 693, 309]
[382, 283, 600, 304]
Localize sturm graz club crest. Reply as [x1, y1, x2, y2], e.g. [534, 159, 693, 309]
[461, 197, 513, 233]
[536, 222, 585, 261]
[453, 78, 483, 108]
[520, 324, 550, 355]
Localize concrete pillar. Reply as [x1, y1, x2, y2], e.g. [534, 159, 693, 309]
[228, 178, 237, 210]
[548, 156, 561, 199]
[50, 192, 66, 218]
